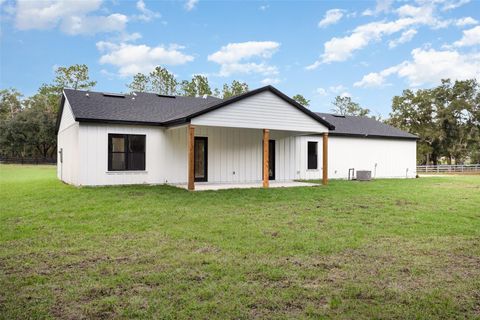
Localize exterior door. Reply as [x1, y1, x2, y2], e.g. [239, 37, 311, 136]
[194, 137, 208, 182]
[269, 140, 275, 180]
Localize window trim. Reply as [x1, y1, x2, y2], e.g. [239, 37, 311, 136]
[307, 141, 318, 170]
[108, 134, 146, 172]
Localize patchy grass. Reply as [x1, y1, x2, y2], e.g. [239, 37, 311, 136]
[1, 165, 480, 319]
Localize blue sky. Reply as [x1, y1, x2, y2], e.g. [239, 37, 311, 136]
[1, 0, 479, 116]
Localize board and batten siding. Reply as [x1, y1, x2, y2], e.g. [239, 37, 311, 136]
[164, 127, 331, 184]
[191, 91, 328, 133]
[77, 123, 165, 186]
[327, 136, 417, 179]
[57, 98, 80, 185]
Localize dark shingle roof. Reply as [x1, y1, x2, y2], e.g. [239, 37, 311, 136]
[63, 89, 222, 124]
[60, 87, 415, 140]
[316, 113, 417, 140]
[60, 86, 335, 129]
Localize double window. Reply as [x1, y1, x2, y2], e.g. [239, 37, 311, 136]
[307, 141, 318, 170]
[108, 134, 146, 171]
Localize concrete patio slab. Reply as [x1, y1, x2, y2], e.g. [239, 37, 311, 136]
[174, 181, 320, 191]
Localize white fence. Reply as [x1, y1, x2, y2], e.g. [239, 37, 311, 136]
[416, 164, 480, 173]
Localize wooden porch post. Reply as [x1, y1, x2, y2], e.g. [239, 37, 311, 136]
[188, 124, 195, 191]
[263, 129, 269, 188]
[322, 132, 328, 185]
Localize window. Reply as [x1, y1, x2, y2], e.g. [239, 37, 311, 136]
[108, 134, 146, 171]
[307, 141, 318, 170]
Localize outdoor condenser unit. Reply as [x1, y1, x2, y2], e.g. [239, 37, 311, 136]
[356, 170, 372, 181]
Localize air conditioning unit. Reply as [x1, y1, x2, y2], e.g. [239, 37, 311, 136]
[356, 170, 372, 181]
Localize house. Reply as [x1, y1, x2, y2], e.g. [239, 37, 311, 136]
[56, 85, 417, 189]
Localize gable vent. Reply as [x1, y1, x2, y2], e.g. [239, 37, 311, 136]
[157, 94, 176, 99]
[103, 92, 125, 98]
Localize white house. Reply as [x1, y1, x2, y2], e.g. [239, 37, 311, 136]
[56, 86, 417, 190]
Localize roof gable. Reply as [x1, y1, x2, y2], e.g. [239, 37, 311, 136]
[191, 89, 330, 132]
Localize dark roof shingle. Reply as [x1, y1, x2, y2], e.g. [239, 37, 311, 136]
[316, 113, 417, 139]
[64, 89, 222, 124]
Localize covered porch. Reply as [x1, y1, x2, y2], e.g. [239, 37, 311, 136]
[164, 124, 329, 191]
[162, 87, 333, 190]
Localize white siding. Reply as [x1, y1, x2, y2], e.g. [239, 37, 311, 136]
[164, 126, 188, 184]
[191, 91, 328, 133]
[57, 123, 79, 185]
[58, 97, 76, 132]
[57, 97, 80, 184]
[328, 136, 417, 179]
[77, 123, 166, 186]
[60, 122, 416, 186]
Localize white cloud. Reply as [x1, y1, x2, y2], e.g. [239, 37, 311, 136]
[362, 0, 394, 16]
[261, 78, 280, 85]
[318, 9, 345, 28]
[259, 4, 270, 11]
[217, 63, 279, 77]
[441, 0, 470, 11]
[388, 29, 417, 48]
[329, 85, 347, 94]
[339, 91, 352, 98]
[308, 2, 453, 68]
[208, 41, 280, 77]
[316, 87, 328, 96]
[453, 25, 480, 46]
[208, 41, 279, 64]
[355, 48, 480, 88]
[135, 0, 160, 22]
[354, 65, 399, 87]
[118, 32, 142, 42]
[455, 17, 478, 27]
[184, 0, 198, 11]
[61, 13, 128, 35]
[97, 42, 194, 77]
[14, 0, 128, 35]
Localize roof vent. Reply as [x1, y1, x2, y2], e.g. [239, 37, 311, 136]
[202, 94, 208, 99]
[103, 92, 125, 98]
[85, 93, 89, 97]
[157, 94, 176, 99]
[333, 114, 346, 118]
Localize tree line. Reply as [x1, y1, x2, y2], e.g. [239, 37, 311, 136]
[1, 64, 478, 164]
[388, 79, 480, 164]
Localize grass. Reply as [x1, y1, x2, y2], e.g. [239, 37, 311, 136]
[1, 165, 480, 319]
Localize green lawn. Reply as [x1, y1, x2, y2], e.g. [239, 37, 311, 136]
[1, 165, 480, 319]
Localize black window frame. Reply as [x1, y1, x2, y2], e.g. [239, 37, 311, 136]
[108, 134, 146, 171]
[307, 141, 318, 170]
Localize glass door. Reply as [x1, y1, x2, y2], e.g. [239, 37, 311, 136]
[194, 137, 208, 182]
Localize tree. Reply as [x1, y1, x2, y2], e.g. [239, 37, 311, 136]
[180, 75, 212, 97]
[127, 73, 150, 93]
[0, 88, 23, 120]
[52, 64, 97, 93]
[222, 80, 249, 99]
[389, 88, 440, 165]
[0, 91, 58, 158]
[127, 67, 178, 95]
[149, 67, 178, 95]
[292, 94, 310, 107]
[388, 79, 480, 164]
[331, 96, 370, 116]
